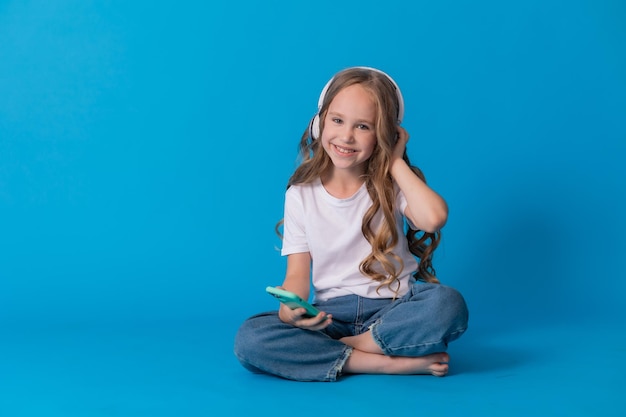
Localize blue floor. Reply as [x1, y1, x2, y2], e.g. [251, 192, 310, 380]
[2, 314, 624, 416]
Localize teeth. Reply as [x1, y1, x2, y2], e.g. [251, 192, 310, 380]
[335, 145, 355, 154]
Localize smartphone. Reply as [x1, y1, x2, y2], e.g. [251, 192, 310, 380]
[265, 286, 322, 318]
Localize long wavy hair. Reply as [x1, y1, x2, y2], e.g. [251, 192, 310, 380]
[278, 67, 441, 295]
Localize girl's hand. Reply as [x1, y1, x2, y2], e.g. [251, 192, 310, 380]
[392, 126, 409, 163]
[278, 303, 332, 331]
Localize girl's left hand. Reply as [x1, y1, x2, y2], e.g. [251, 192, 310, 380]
[392, 126, 409, 162]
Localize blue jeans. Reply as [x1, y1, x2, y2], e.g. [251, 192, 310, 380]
[234, 283, 469, 382]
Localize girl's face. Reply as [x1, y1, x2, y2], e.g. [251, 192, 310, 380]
[321, 83, 377, 174]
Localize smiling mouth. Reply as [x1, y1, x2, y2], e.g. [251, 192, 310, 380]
[333, 144, 357, 154]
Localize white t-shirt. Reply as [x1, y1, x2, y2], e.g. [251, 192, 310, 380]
[281, 178, 419, 302]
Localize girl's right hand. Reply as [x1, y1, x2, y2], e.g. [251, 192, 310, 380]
[278, 303, 332, 331]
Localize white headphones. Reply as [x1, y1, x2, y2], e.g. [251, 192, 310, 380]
[308, 66, 405, 140]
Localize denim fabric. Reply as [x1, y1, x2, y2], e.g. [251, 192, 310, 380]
[233, 283, 468, 382]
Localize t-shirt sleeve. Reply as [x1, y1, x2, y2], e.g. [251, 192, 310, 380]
[281, 187, 309, 256]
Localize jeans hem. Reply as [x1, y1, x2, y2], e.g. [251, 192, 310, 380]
[368, 319, 387, 354]
[325, 346, 353, 382]
[370, 319, 469, 357]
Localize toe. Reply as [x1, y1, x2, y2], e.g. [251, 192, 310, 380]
[430, 362, 449, 377]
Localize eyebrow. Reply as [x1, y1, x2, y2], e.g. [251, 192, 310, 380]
[327, 111, 374, 125]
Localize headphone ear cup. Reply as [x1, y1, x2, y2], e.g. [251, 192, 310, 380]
[309, 114, 320, 140]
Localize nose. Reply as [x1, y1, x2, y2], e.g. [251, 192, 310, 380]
[338, 124, 355, 142]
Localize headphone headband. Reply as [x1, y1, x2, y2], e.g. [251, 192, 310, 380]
[309, 66, 404, 140]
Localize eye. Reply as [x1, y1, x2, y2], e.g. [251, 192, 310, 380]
[331, 117, 343, 124]
[357, 123, 371, 130]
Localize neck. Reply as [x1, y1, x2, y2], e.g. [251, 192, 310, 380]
[321, 169, 365, 199]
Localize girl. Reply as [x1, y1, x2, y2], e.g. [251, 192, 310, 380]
[234, 67, 468, 382]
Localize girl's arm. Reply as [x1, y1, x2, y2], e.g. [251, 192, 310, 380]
[282, 252, 312, 300]
[390, 127, 448, 233]
[279, 252, 331, 329]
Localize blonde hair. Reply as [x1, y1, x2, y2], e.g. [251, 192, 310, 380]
[279, 68, 440, 296]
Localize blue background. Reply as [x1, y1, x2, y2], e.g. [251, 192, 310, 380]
[1, 0, 625, 416]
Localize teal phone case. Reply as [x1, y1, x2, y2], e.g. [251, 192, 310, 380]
[265, 286, 321, 318]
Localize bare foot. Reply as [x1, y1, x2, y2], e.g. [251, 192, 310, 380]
[343, 350, 450, 377]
